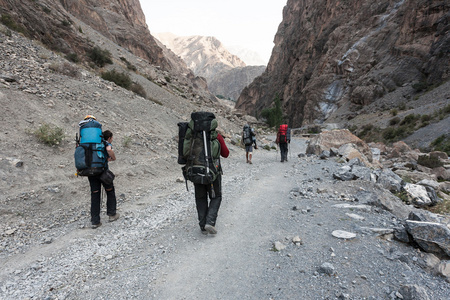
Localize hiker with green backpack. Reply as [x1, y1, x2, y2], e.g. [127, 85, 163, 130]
[178, 112, 229, 235]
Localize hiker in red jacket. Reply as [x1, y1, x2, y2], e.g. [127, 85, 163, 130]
[276, 124, 290, 162]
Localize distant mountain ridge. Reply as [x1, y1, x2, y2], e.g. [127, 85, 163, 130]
[155, 33, 266, 100]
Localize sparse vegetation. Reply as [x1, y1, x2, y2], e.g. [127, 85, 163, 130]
[389, 117, 401, 126]
[1, 14, 28, 36]
[417, 155, 443, 169]
[120, 57, 137, 71]
[122, 136, 132, 148]
[390, 108, 398, 116]
[49, 62, 79, 78]
[130, 82, 147, 98]
[431, 134, 450, 155]
[427, 195, 450, 215]
[61, 20, 71, 27]
[412, 81, 428, 92]
[260, 94, 283, 128]
[101, 69, 132, 89]
[88, 46, 112, 67]
[65, 53, 79, 63]
[33, 123, 65, 146]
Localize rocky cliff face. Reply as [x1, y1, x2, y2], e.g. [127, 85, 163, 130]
[208, 65, 266, 101]
[236, 0, 449, 127]
[0, 0, 197, 80]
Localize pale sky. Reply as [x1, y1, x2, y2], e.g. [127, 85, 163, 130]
[140, 0, 287, 64]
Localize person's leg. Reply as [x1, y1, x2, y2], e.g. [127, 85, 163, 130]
[206, 175, 222, 228]
[248, 152, 252, 164]
[280, 143, 287, 162]
[246, 151, 249, 163]
[88, 176, 102, 225]
[104, 181, 118, 220]
[194, 183, 208, 230]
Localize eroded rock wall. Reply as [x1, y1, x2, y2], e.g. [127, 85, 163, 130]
[236, 0, 449, 127]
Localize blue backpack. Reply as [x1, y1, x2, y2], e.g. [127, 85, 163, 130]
[74, 119, 106, 176]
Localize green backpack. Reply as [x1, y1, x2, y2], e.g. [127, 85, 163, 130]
[182, 112, 221, 185]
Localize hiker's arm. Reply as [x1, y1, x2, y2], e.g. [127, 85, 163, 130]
[106, 144, 116, 161]
[217, 134, 229, 158]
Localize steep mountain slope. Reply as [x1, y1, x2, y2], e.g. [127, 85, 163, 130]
[0, 0, 207, 96]
[155, 33, 266, 101]
[208, 65, 266, 101]
[236, 0, 449, 128]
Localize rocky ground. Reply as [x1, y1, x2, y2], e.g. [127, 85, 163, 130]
[0, 23, 449, 300]
[1, 138, 449, 300]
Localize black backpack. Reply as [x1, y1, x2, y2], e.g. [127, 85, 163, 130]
[242, 125, 252, 146]
[181, 112, 221, 186]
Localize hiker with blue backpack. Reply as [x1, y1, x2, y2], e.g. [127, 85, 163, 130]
[75, 115, 119, 228]
[178, 112, 229, 235]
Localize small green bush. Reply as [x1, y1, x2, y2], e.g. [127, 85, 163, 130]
[88, 46, 112, 67]
[122, 136, 132, 148]
[389, 117, 401, 126]
[390, 108, 398, 116]
[101, 70, 132, 89]
[417, 155, 443, 168]
[33, 123, 65, 145]
[412, 81, 428, 92]
[260, 94, 283, 128]
[431, 135, 450, 155]
[1, 14, 27, 35]
[400, 114, 419, 125]
[61, 20, 71, 27]
[65, 53, 79, 63]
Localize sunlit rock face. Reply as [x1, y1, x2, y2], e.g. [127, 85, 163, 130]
[236, 0, 449, 127]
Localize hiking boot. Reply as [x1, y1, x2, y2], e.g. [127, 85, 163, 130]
[249, 160, 252, 164]
[91, 222, 102, 229]
[200, 227, 208, 235]
[109, 213, 120, 222]
[205, 224, 217, 234]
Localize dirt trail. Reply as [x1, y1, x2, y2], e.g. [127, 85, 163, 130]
[1, 138, 449, 300]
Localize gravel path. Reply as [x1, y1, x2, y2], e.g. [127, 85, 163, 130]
[1, 137, 449, 300]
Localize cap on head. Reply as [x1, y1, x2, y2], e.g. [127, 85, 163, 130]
[84, 115, 96, 120]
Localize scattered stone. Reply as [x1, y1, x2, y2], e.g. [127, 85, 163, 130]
[318, 262, 335, 275]
[273, 241, 286, 251]
[332, 230, 356, 239]
[345, 213, 365, 221]
[398, 284, 430, 300]
[292, 236, 302, 245]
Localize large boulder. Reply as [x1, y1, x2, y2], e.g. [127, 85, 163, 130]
[405, 220, 450, 257]
[403, 183, 441, 207]
[306, 129, 373, 163]
[374, 168, 403, 193]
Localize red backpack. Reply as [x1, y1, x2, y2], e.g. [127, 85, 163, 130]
[279, 124, 288, 143]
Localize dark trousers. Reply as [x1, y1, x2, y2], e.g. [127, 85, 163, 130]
[88, 175, 116, 225]
[194, 174, 222, 228]
[280, 143, 288, 161]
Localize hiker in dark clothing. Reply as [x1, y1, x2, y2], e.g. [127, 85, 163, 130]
[88, 129, 119, 228]
[194, 131, 229, 235]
